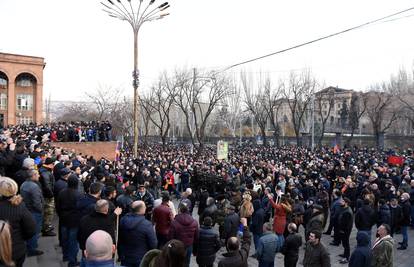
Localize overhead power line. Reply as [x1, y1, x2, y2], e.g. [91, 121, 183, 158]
[220, 6, 414, 73]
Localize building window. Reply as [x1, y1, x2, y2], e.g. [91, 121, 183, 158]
[0, 94, 7, 110]
[0, 77, 7, 89]
[17, 116, 32, 125]
[16, 94, 33, 111]
[16, 77, 34, 87]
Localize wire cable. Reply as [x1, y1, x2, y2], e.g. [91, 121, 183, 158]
[219, 6, 414, 73]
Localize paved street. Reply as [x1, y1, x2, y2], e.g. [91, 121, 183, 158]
[25, 205, 414, 267]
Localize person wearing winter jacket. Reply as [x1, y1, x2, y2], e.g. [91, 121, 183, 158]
[0, 177, 36, 267]
[397, 192, 411, 250]
[281, 223, 302, 267]
[377, 199, 391, 227]
[355, 198, 376, 247]
[118, 201, 157, 267]
[169, 203, 199, 267]
[336, 198, 354, 264]
[256, 222, 281, 267]
[371, 224, 394, 267]
[349, 231, 371, 267]
[250, 199, 265, 251]
[20, 169, 44, 257]
[218, 217, 251, 267]
[194, 217, 221, 267]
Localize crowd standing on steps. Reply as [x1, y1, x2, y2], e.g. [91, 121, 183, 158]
[0, 123, 413, 267]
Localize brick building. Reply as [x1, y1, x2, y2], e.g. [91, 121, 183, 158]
[0, 52, 45, 127]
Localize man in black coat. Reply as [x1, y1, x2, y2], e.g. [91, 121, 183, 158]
[337, 197, 354, 264]
[77, 200, 122, 255]
[224, 205, 240, 243]
[56, 176, 82, 267]
[282, 223, 302, 267]
[250, 199, 265, 251]
[194, 216, 221, 267]
[398, 192, 411, 250]
[355, 198, 376, 247]
[77, 182, 103, 219]
[218, 217, 251, 267]
[200, 197, 218, 226]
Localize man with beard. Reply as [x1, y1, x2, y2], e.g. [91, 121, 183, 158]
[303, 230, 330, 267]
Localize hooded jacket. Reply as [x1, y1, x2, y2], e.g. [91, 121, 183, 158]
[118, 213, 157, 265]
[169, 213, 199, 247]
[349, 231, 371, 267]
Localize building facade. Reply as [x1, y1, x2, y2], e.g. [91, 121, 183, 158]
[0, 52, 45, 127]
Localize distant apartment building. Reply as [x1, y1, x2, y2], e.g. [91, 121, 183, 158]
[0, 52, 45, 127]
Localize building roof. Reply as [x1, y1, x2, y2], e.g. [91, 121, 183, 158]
[316, 86, 353, 95]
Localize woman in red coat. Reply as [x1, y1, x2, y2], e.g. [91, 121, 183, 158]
[268, 194, 292, 236]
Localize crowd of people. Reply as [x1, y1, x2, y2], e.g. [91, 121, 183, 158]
[0, 125, 413, 267]
[2, 121, 113, 144]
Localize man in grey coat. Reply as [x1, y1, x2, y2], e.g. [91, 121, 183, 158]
[21, 169, 45, 256]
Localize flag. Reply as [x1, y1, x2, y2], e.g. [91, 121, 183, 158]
[115, 141, 121, 162]
[388, 156, 404, 166]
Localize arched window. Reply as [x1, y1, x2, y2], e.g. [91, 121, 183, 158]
[15, 73, 36, 87]
[0, 72, 7, 89]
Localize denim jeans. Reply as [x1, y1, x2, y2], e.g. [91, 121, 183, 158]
[253, 233, 263, 251]
[27, 212, 43, 252]
[61, 226, 79, 266]
[259, 260, 274, 267]
[185, 246, 193, 267]
[401, 226, 408, 247]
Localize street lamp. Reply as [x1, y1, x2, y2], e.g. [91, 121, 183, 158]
[101, 0, 170, 157]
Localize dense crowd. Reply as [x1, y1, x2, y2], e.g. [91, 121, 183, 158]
[2, 121, 113, 143]
[0, 126, 413, 267]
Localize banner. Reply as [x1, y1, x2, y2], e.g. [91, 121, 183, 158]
[217, 141, 228, 160]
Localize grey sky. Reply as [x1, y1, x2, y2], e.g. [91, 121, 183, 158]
[1, 0, 414, 101]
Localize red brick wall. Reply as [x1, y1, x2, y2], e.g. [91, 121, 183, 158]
[55, 141, 118, 161]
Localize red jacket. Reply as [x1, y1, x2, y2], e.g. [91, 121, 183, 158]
[169, 213, 199, 247]
[152, 203, 172, 236]
[269, 198, 291, 235]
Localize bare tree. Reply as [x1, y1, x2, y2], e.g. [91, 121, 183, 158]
[283, 71, 316, 146]
[314, 88, 335, 147]
[84, 85, 123, 121]
[345, 92, 368, 146]
[365, 84, 400, 147]
[55, 102, 96, 122]
[219, 79, 242, 137]
[173, 68, 233, 151]
[263, 79, 283, 146]
[391, 69, 414, 132]
[140, 74, 175, 147]
[241, 72, 269, 146]
[138, 95, 155, 147]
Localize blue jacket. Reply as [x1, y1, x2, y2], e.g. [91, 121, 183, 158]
[77, 194, 99, 218]
[256, 232, 281, 263]
[118, 213, 157, 266]
[349, 231, 371, 267]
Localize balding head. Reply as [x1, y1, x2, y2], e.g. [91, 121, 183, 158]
[85, 230, 114, 261]
[95, 199, 109, 214]
[131, 200, 146, 215]
[226, 236, 240, 252]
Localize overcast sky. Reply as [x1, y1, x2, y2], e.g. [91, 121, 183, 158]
[1, 0, 414, 101]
